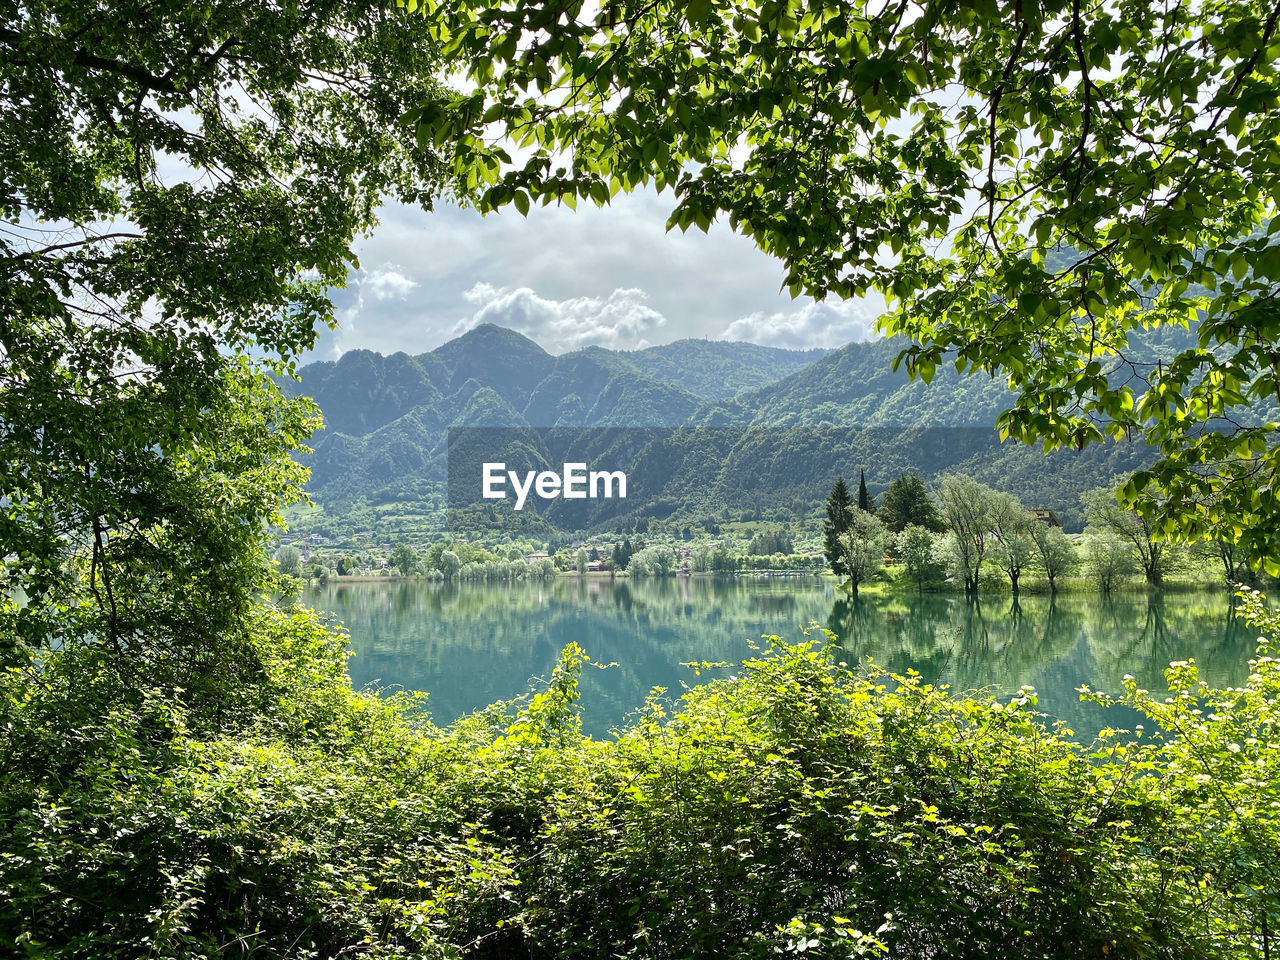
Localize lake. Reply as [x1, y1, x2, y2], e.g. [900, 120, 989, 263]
[303, 576, 1257, 739]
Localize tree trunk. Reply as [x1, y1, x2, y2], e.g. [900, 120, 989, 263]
[1145, 546, 1163, 587]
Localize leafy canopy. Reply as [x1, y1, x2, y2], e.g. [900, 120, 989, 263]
[414, 0, 1280, 568]
[1, 0, 448, 678]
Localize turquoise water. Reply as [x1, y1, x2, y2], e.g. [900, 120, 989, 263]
[304, 577, 1255, 738]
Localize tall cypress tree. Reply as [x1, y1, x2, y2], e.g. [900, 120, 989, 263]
[823, 477, 854, 577]
[858, 469, 873, 513]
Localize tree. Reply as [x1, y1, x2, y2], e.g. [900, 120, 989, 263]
[336, 557, 355, 577]
[276, 547, 302, 578]
[838, 509, 885, 598]
[627, 545, 676, 577]
[896, 525, 942, 595]
[823, 477, 855, 578]
[691, 544, 712, 573]
[438, 550, 462, 581]
[1195, 536, 1252, 587]
[988, 493, 1037, 597]
[1084, 531, 1133, 596]
[937, 476, 999, 597]
[711, 544, 737, 573]
[1082, 486, 1165, 587]
[857, 470, 873, 514]
[3, 1, 447, 683]
[612, 540, 634, 569]
[877, 474, 944, 534]
[425, 0, 1280, 569]
[390, 544, 419, 577]
[1030, 525, 1078, 595]
[749, 530, 794, 556]
[577, 548, 589, 575]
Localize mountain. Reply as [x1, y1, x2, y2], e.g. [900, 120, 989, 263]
[281, 324, 1217, 539]
[685, 337, 1010, 430]
[282, 327, 831, 530]
[623, 339, 827, 401]
[282, 349, 446, 437]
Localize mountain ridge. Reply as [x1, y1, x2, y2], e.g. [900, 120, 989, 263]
[282, 325, 1185, 538]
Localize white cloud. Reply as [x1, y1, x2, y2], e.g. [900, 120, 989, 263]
[720, 299, 881, 350]
[327, 262, 420, 357]
[363, 264, 418, 301]
[453, 283, 668, 353]
[307, 190, 889, 359]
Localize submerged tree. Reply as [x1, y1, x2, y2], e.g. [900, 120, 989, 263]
[1084, 531, 1133, 596]
[1083, 486, 1166, 588]
[937, 475, 998, 596]
[838, 509, 886, 597]
[988, 495, 1037, 597]
[1196, 536, 1253, 587]
[439, 550, 463, 581]
[1030, 524, 1078, 595]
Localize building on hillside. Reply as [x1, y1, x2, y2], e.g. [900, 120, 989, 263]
[1029, 509, 1063, 528]
[525, 551, 551, 560]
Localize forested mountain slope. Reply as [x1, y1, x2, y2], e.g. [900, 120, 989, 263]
[283, 327, 831, 528]
[284, 323, 1234, 537]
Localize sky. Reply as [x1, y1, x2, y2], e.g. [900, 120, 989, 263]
[314, 187, 887, 359]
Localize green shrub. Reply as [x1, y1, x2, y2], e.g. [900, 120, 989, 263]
[2, 600, 1277, 958]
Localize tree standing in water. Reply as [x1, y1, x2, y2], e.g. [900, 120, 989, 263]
[839, 509, 886, 598]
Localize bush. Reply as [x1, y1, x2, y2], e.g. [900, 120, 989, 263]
[2, 600, 1277, 958]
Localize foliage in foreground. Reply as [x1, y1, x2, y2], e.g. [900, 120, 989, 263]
[418, 0, 1280, 568]
[3, 596, 1278, 959]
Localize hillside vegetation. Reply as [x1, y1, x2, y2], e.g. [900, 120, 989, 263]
[284, 326, 1193, 537]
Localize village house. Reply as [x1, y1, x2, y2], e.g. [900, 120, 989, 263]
[1029, 509, 1062, 528]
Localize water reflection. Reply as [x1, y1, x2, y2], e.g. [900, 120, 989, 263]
[305, 578, 1253, 739]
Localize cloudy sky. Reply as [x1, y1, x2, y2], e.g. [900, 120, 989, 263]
[315, 187, 886, 359]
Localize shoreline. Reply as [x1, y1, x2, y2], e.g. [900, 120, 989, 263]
[298, 571, 1241, 599]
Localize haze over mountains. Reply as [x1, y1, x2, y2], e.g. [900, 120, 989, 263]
[281, 324, 1159, 537]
